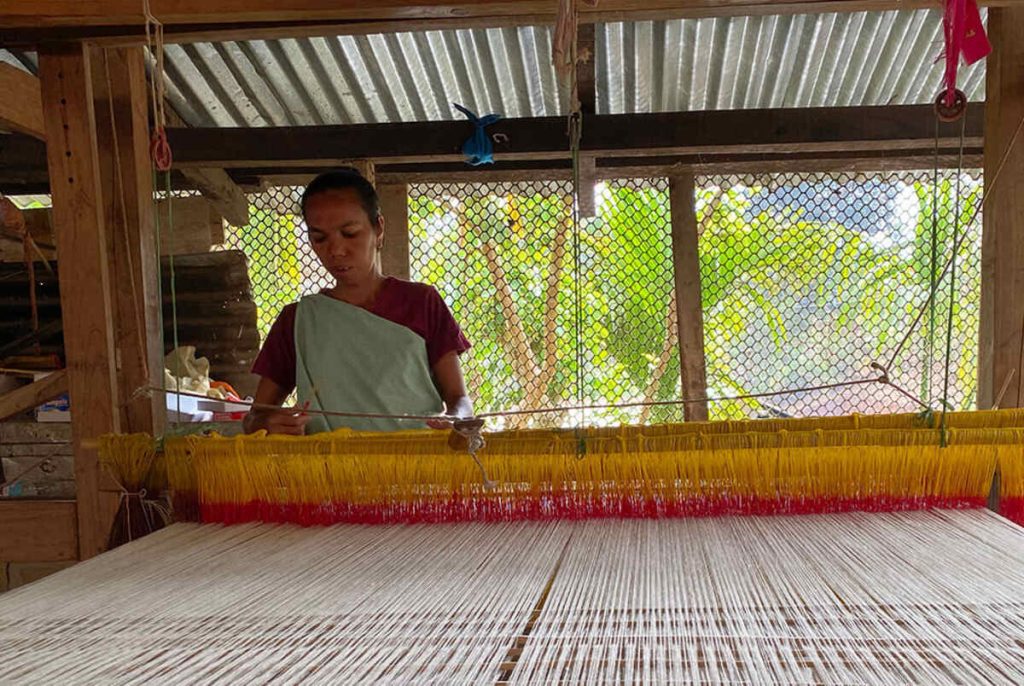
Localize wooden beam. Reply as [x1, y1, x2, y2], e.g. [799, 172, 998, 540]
[2, 105, 985, 190]
[0, 500, 78, 562]
[0, 369, 68, 422]
[3, 148, 983, 196]
[378, 183, 410, 279]
[0, 63, 44, 139]
[0, 1, 1016, 46]
[91, 46, 165, 435]
[980, 6, 1024, 410]
[669, 173, 709, 421]
[164, 105, 984, 168]
[370, 150, 986, 183]
[39, 42, 121, 561]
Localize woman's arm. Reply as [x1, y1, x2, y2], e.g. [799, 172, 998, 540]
[427, 351, 473, 428]
[243, 376, 312, 435]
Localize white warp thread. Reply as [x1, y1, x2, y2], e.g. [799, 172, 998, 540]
[1, 511, 1023, 684]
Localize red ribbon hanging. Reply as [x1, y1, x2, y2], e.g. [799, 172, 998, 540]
[942, 0, 991, 107]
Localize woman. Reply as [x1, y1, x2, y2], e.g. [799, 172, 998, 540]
[244, 169, 473, 435]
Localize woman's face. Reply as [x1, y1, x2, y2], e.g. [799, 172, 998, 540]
[304, 188, 383, 288]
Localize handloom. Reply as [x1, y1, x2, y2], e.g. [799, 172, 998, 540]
[145, 408, 1024, 526]
[2, 410, 1024, 684]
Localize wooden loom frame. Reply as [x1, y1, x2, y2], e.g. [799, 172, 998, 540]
[0, 1, 1022, 565]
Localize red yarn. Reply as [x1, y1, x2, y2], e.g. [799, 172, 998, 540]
[1001, 498, 1024, 527]
[150, 126, 173, 171]
[197, 494, 989, 527]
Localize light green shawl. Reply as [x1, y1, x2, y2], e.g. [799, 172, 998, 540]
[294, 294, 444, 433]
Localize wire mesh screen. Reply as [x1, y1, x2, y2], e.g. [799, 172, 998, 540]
[226, 170, 982, 428]
[696, 171, 982, 420]
[409, 180, 678, 429]
[219, 186, 331, 339]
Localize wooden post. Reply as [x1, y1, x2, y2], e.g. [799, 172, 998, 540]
[91, 46, 164, 435]
[350, 159, 375, 187]
[574, 25, 597, 217]
[39, 42, 120, 560]
[980, 7, 1024, 409]
[378, 182, 410, 279]
[669, 173, 709, 421]
[577, 23, 596, 117]
[578, 154, 597, 218]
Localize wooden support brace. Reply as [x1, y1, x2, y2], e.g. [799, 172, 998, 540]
[164, 106, 250, 227]
[0, 63, 45, 139]
[39, 42, 121, 560]
[669, 173, 709, 421]
[177, 167, 250, 227]
[0, 369, 67, 422]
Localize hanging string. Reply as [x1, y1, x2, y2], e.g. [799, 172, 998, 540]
[925, 117, 941, 408]
[103, 49, 150, 383]
[164, 174, 181, 424]
[143, 0, 172, 172]
[559, 0, 588, 454]
[885, 108, 1024, 375]
[939, 113, 968, 445]
[127, 367, 926, 427]
[141, 0, 180, 422]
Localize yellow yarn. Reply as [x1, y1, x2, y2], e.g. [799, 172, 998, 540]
[176, 426, 1014, 509]
[104, 410, 1024, 522]
[98, 433, 156, 490]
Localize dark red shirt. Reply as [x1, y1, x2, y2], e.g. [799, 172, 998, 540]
[252, 278, 470, 392]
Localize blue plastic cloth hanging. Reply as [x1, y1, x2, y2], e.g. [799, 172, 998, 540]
[453, 103, 501, 166]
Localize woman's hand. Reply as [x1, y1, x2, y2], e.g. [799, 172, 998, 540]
[243, 377, 310, 435]
[428, 351, 475, 431]
[263, 407, 312, 435]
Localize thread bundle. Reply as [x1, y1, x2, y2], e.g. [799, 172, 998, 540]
[97, 409, 1024, 527]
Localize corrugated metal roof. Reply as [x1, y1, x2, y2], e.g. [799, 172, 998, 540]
[0, 8, 986, 128]
[601, 10, 985, 112]
[160, 26, 562, 126]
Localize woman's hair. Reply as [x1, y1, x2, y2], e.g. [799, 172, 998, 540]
[301, 168, 381, 224]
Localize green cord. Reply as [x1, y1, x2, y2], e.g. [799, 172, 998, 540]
[925, 118, 940, 407]
[152, 169, 170, 424]
[153, 172, 181, 426]
[570, 111, 586, 458]
[939, 115, 968, 447]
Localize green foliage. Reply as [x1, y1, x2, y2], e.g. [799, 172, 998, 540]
[232, 174, 983, 427]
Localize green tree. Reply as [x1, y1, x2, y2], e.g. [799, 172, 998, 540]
[388, 175, 984, 426]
